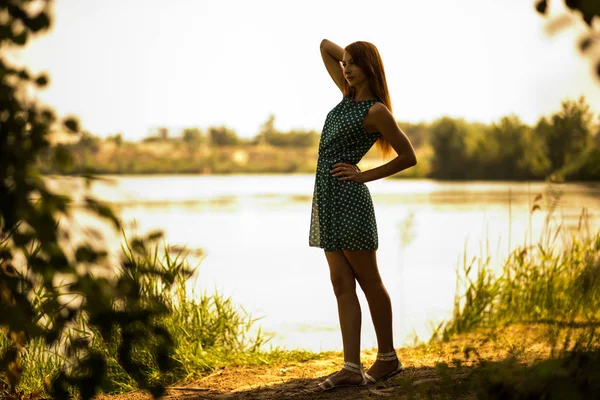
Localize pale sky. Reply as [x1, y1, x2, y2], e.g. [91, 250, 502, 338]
[10, 0, 600, 140]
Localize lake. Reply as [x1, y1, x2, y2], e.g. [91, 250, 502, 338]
[45, 174, 600, 352]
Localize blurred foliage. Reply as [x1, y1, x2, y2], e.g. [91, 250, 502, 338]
[0, 1, 189, 399]
[535, 0, 600, 79]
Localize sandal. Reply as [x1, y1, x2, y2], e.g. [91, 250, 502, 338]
[364, 350, 403, 383]
[316, 361, 367, 391]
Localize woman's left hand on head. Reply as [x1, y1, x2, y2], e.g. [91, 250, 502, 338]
[330, 163, 363, 183]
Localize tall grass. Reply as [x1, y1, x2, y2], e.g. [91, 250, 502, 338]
[3, 236, 325, 396]
[433, 202, 600, 342]
[427, 194, 600, 399]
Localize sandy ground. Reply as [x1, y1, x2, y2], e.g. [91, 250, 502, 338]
[96, 325, 557, 400]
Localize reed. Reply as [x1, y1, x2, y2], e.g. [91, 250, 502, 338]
[433, 204, 600, 342]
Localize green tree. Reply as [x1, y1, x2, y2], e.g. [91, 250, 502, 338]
[486, 115, 550, 179]
[543, 96, 594, 171]
[429, 117, 472, 179]
[0, 2, 183, 398]
[181, 127, 203, 146]
[257, 114, 277, 145]
[207, 125, 239, 146]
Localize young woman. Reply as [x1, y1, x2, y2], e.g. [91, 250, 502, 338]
[309, 39, 417, 391]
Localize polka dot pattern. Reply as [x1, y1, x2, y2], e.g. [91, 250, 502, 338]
[309, 95, 381, 251]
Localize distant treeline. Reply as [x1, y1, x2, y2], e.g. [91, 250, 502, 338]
[138, 114, 320, 148]
[42, 96, 600, 180]
[419, 96, 600, 181]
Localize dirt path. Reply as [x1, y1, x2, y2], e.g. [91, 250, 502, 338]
[97, 325, 555, 400]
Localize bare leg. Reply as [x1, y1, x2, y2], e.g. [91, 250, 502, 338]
[343, 250, 400, 379]
[317, 250, 364, 387]
[326, 251, 362, 364]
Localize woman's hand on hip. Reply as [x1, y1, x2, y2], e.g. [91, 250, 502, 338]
[330, 163, 364, 183]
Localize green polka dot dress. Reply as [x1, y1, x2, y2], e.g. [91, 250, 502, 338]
[309, 95, 381, 252]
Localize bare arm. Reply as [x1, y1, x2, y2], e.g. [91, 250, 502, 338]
[358, 104, 417, 183]
[320, 39, 345, 93]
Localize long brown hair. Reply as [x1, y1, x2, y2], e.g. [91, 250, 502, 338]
[343, 41, 392, 157]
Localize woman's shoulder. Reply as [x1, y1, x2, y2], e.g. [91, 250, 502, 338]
[365, 101, 393, 125]
[369, 101, 390, 114]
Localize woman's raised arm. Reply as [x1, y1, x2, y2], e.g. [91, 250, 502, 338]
[320, 39, 345, 93]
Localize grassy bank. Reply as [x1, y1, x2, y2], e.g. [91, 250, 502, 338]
[0, 239, 331, 399]
[433, 213, 600, 342]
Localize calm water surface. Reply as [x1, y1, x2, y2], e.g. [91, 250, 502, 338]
[47, 175, 600, 351]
